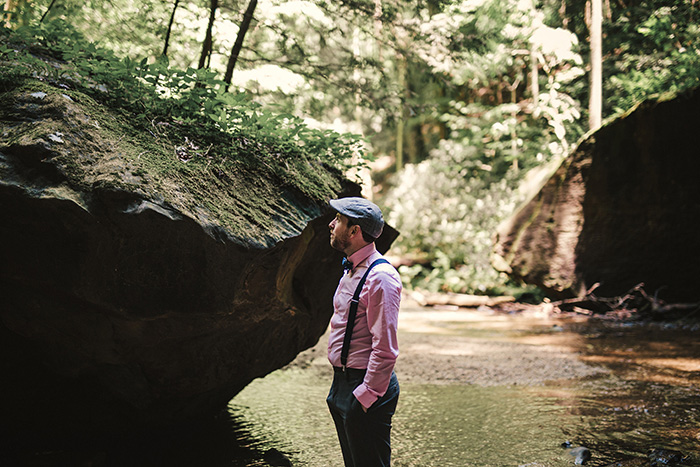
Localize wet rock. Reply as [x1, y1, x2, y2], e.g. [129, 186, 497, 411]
[0, 85, 398, 443]
[494, 86, 700, 303]
[264, 448, 293, 466]
[648, 448, 686, 466]
[569, 446, 592, 465]
[560, 441, 592, 465]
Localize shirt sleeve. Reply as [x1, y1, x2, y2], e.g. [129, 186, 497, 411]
[352, 266, 402, 409]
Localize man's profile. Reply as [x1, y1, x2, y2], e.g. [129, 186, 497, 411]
[325, 197, 402, 467]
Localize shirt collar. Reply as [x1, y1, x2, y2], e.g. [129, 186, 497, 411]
[347, 243, 377, 272]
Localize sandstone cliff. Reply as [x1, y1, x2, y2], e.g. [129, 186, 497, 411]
[0, 83, 397, 442]
[494, 87, 700, 303]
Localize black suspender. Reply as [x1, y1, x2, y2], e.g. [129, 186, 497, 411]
[340, 258, 390, 371]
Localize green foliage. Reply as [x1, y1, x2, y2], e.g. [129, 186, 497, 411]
[605, 2, 700, 115]
[383, 141, 528, 295]
[560, 0, 700, 119]
[0, 20, 366, 204]
[380, 0, 585, 295]
[5, 0, 699, 296]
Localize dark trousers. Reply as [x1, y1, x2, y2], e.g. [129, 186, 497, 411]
[327, 368, 400, 467]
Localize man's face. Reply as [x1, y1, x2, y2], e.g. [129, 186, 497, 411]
[329, 213, 353, 253]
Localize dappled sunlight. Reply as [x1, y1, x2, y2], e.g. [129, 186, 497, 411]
[279, 307, 700, 465]
[640, 357, 700, 372]
[398, 308, 513, 334]
[232, 64, 306, 93]
[2, 0, 700, 465]
[502, 332, 586, 349]
[404, 342, 477, 356]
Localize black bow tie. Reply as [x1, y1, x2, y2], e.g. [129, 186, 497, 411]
[342, 257, 353, 272]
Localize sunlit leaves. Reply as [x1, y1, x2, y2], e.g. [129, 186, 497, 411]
[384, 144, 523, 294]
[593, 0, 700, 116]
[0, 20, 365, 202]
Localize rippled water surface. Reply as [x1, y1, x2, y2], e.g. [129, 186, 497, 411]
[231, 370, 578, 466]
[228, 368, 699, 467]
[220, 311, 700, 467]
[6, 310, 700, 467]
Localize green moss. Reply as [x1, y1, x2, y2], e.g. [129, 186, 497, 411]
[1, 22, 359, 244]
[1, 82, 342, 244]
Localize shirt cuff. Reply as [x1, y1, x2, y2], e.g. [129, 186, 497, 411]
[353, 383, 379, 409]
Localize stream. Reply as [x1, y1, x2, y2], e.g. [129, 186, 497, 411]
[8, 305, 700, 467]
[152, 304, 699, 467]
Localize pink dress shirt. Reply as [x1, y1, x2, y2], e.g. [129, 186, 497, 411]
[328, 243, 402, 409]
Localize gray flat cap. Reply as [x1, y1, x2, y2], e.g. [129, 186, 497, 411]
[329, 197, 384, 239]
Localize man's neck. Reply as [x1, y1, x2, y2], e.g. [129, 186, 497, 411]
[345, 241, 371, 258]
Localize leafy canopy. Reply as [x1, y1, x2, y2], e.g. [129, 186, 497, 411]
[0, 19, 367, 204]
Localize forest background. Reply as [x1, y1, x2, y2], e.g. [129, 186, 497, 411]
[2, 0, 699, 298]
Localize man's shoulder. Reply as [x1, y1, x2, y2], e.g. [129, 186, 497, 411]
[369, 256, 393, 268]
[367, 255, 401, 282]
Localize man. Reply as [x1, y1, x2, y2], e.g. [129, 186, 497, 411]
[326, 197, 402, 467]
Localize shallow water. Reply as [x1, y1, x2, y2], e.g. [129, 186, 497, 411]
[230, 370, 579, 466]
[227, 367, 699, 467]
[219, 311, 700, 467]
[6, 310, 700, 467]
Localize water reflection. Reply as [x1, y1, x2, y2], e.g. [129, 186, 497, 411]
[224, 312, 700, 467]
[4, 314, 699, 467]
[229, 368, 699, 467]
[229, 370, 590, 466]
[560, 378, 700, 466]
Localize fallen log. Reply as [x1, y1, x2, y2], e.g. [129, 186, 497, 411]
[549, 282, 700, 320]
[411, 290, 515, 308]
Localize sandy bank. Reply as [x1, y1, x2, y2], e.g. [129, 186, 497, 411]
[287, 296, 606, 386]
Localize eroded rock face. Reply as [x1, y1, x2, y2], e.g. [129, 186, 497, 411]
[494, 87, 700, 302]
[0, 86, 397, 442]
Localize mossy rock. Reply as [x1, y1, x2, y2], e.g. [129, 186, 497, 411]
[494, 86, 700, 303]
[0, 80, 397, 443]
[0, 81, 345, 248]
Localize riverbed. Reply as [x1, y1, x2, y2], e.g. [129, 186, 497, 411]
[220, 299, 700, 467]
[8, 299, 699, 466]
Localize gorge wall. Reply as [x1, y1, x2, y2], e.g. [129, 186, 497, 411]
[0, 84, 397, 442]
[494, 87, 700, 303]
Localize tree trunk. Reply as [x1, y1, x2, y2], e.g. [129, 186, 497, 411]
[588, 0, 603, 130]
[396, 53, 407, 171]
[509, 77, 521, 169]
[3, 0, 26, 26]
[410, 124, 427, 164]
[559, 0, 568, 29]
[224, 0, 258, 89]
[529, 36, 538, 111]
[374, 0, 382, 60]
[3, 0, 14, 26]
[198, 0, 219, 69]
[162, 0, 181, 57]
[530, 49, 539, 108]
[39, 0, 58, 23]
[530, 0, 539, 109]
